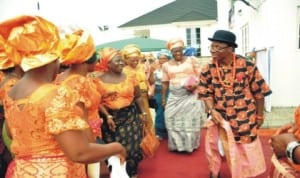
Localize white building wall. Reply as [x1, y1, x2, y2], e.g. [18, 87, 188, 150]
[150, 26, 186, 42]
[199, 25, 217, 56]
[269, 0, 300, 106]
[224, 0, 300, 106]
[216, 0, 231, 29]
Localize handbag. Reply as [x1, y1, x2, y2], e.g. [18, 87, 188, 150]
[148, 97, 157, 109]
[184, 75, 199, 92]
[140, 125, 160, 158]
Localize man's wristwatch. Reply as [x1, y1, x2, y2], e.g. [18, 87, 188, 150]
[286, 141, 300, 164]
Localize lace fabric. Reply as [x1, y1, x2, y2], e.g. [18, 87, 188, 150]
[3, 84, 88, 177]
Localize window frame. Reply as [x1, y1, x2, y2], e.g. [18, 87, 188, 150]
[185, 27, 201, 56]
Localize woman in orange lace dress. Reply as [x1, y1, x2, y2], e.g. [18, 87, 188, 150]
[1, 15, 126, 178]
[55, 29, 102, 141]
[95, 47, 147, 178]
[0, 37, 24, 177]
[55, 29, 108, 178]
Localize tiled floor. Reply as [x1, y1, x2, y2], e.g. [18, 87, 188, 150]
[262, 118, 293, 129]
[263, 107, 295, 129]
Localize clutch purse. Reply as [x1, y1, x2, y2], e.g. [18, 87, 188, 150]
[184, 75, 199, 92]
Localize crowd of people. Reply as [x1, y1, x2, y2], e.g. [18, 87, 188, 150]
[0, 14, 298, 178]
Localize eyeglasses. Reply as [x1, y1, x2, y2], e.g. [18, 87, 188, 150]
[208, 45, 230, 52]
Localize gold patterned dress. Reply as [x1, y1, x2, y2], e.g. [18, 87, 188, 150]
[3, 84, 89, 178]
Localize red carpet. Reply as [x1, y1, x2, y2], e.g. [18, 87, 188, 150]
[138, 128, 274, 178]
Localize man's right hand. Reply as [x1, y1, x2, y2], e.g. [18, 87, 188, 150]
[210, 109, 223, 125]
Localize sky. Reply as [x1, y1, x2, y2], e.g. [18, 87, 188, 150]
[1, 0, 173, 27]
[0, 0, 173, 43]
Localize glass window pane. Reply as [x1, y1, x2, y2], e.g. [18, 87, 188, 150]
[187, 39, 191, 45]
[197, 47, 201, 56]
[186, 28, 191, 34]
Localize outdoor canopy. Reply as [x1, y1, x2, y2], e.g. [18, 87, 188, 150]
[96, 37, 167, 52]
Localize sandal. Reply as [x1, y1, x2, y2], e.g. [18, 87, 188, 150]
[156, 135, 163, 140]
[209, 172, 220, 178]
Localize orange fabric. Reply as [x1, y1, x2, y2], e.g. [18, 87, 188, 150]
[0, 36, 16, 69]
[96, 47, 119, 72]
[0, 72, 3, 83]
[55, 74, 102, 138]
[205, 120, 266, 178]
[199, 56, 272, 143]
[290, 163, 300, 172]
[0, 71, 4, 82]
[122, 44, 141, 59]
[123, 64, 148, 90]
[3, 84, 88, 177]
[123, 65, 154, 129]
[294, 106, 300, 140]
[59, 30, 95, 65]
[285, 106, 300, 172]
[6, 154, 87, 178]
[96, 75, 138, 109]
[270, 155, 300, 177]
[0, 15, 60, 72]
[269, 106, 300, 176]
[0, 78, 18, 101]
[166, 38, 184, 50]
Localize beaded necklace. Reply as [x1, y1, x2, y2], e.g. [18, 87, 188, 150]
[214, 54, 236, 89]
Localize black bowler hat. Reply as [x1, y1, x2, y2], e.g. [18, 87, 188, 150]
[208, 30, 238, 48]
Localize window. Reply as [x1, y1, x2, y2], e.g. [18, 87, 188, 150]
[196, 28, 201, 44]
[134, 29, 150, 38]
[241, 24, 249, 55]
[186, 28, 191, 46]
[185, 27, 201, 56]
